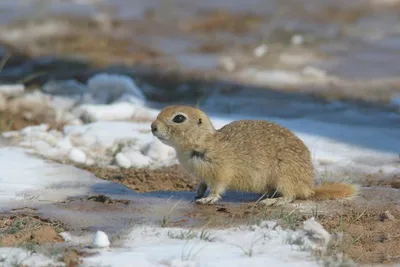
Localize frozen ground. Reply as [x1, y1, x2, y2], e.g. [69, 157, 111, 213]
[83, 221, 330, 267]
[0, 74, 399, 266]
[0, 148, 333, 267]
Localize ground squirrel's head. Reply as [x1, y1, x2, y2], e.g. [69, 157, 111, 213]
[151, 105, 215, 149]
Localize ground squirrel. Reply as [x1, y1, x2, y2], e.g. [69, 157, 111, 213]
[151, 105, 357, 205]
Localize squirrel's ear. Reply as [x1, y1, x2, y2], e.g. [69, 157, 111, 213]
[198, 118, 202, 125]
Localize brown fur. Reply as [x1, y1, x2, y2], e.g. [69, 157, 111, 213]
[151, 105, 357, 205]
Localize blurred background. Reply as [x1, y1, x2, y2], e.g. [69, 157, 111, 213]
[0, 3, 399, 266]
[0, 0, 400, 107]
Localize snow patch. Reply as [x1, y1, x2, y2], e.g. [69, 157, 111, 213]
[67, 147, 87, 164]
[0, 248, 63, 267]
[91, 231, 111, 248]
[2, 121, 176, 169]
[83, 220, 330, 267]
[0, 84, 25, 97]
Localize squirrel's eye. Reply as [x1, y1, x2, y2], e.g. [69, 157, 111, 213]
[172, 114, 186, 123]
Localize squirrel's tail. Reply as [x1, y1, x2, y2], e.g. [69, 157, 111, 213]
[312, 182, 358, 201]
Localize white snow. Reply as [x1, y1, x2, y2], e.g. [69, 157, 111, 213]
[0, 84, 25, 97]
[76, 102, 158, 122]
[116, 152, 133, 168]
[83, 219, 327, 267]
[91, 231, 111, 248]
[0, 248, 63, 267]
[67, 147, 87, 164]
[291, 34, 304, 46]
[253, 44, 268, 57]
[240, 68, 304, 85]
[0, 147, 132, 209]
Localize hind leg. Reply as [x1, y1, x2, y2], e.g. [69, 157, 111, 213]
[260, 196, 294, 206]
[259, 180, 296, 207]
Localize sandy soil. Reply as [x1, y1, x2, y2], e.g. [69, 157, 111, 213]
[84, 165, 199, 193]
[0, 110, 61, 132]
[0, 211, 64, 247]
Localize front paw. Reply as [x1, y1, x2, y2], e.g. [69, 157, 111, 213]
[195, 196, 220, 205]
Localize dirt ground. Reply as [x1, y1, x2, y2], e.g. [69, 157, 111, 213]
[0, 211, 83, 267]
[0, 109, 63, 133]
[0, 210, 64, 247]
[84, 165, 199, 193]
[85, 165, 400, 265]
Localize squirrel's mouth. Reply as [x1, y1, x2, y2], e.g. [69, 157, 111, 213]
[153, 132, 169, 142]
[156, 136, 171, 146]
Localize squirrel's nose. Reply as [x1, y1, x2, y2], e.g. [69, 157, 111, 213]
[151, 122, 158, 132]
